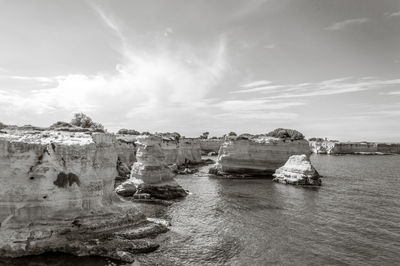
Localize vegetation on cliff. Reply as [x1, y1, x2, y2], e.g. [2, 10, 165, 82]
[266, 128, 305, 140]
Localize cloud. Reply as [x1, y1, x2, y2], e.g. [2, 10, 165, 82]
[385, 10, 400, 17]
[325, 18, 369, 31]
[233, 77, 400, 99]
[382, 91, 400, 95]
[231, 85, 285, 94]
[241, 80, 272, 88]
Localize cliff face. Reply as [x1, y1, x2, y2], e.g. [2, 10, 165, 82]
[310, 141, 400, 154]
[177, 138, 202, 165]
[273, 155, 321, 186]
[161, 138, 202, 166]
[199, 139, 222, 155]
[0, 130, 118, 224]
[131, 135, 175, 184]
[115, 135, 137, 168]
[210, 136, 311, 177]
[131, 135, 187, 199]
[0, 130, 167, 262]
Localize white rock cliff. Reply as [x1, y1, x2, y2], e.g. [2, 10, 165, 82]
[210, 135, 311, 177]
[273, 154, 321, 186]
[0, 129, 167, 262]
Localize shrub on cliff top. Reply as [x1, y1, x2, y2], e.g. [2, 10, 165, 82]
[200, 132, 210, 139]
[228, 132, 237, 137]
[70, 113, 104, 131]
[266, 128, 304, 140]
[117, 129, 140, 135]
[50, 121, 73, 128]
[0, 122, 6, 130]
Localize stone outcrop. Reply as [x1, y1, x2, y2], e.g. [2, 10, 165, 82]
[161, 137, 202, 166]
[177, 138, 202, 165]
[273, 155, 321, 186]
[209, 135, 311, 177]
[115, 134, 137, 185]
[199, 139, 222, 155]
[309, 140, 400, 155]
[0, 129, 168, 262]
[130, 135, 188, 199]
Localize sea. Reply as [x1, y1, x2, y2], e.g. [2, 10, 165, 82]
[4, 154, 400, 266]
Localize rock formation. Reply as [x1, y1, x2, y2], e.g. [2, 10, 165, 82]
[273, 154, 321, 186]
[309, 140, 400, 155]
[0, 129, 168, 262]
[209, 135, 311, 177]
[176, 138, 202, 165]
[115, 134, 138, 185]
[161, 137, 202, 166]
[199, 138, 222, 155]
[130, 135, 188, 199]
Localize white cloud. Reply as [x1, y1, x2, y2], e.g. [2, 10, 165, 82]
[241, 80, 272, 88]
[231, 85, 284, 94]
[385, 10, 400, 17]
[232, 77, 400, 99]
[325, 18, 369, 31]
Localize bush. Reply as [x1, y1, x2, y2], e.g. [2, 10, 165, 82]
[0, 122, 6, 130]
[117, 129, 140, 135]
[309, 137, 324, 142]
[70, 113, 104, 130]
[266, 128, 304, 140]
[50, 121, 73, 128]
[228, 132, 237, 137]
[200, 132, 209, 139]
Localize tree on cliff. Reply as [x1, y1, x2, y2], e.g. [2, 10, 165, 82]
[0, 122, 6, 130]
[266, 128, 304, 140]
[228, 132, 237, 137]
[70, 113, 104, 130]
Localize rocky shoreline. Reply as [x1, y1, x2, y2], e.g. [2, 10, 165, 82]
[4, 120, 394, 262]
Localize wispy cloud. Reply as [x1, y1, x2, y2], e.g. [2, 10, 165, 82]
[385, 10, 400, 17]
[325, 18, 369, 31]
[233, 77, 400, 99]
[241, 80, 272, 88]
[381, 91, 400, 95]
[231, 85, 285, 94]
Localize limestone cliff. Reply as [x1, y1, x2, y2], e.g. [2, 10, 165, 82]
[0, 129, 167, 262]
[209, 135, 311, 177]
[131, 135, 188, 199]
[309, 140, 400, 155]
[176, 138, 202, 165]
[199, 139, 222, 155]
[273, 155, 321, 186]
[161, 137, 202, 166]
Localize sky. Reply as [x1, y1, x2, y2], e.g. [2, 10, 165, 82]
[0, 0, 400, 141]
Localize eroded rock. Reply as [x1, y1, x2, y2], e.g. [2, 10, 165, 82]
[273, 154, 321, 186]
[209, 135, 311, 177]
[0, 129, 168, 262]
[130, 135, 188, 199]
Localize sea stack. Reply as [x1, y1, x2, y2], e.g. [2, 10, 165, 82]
[130, 135, 188, 199]
[273, 154, 321, 186]
[209, 132, 311, 177]
[0, 129, 168, 262]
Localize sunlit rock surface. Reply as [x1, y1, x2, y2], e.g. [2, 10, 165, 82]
[131, 135, 188, 199]
[199, 139, 222, 155]
[161, 137, 202, 166]
[177, 138, 202, 165]
[273, 154, 321, 186]
[0, 129, 167, 262]
[309, 140, 400, 155]
[209, 135, 311, 177]
[115, 134, 137, 185]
